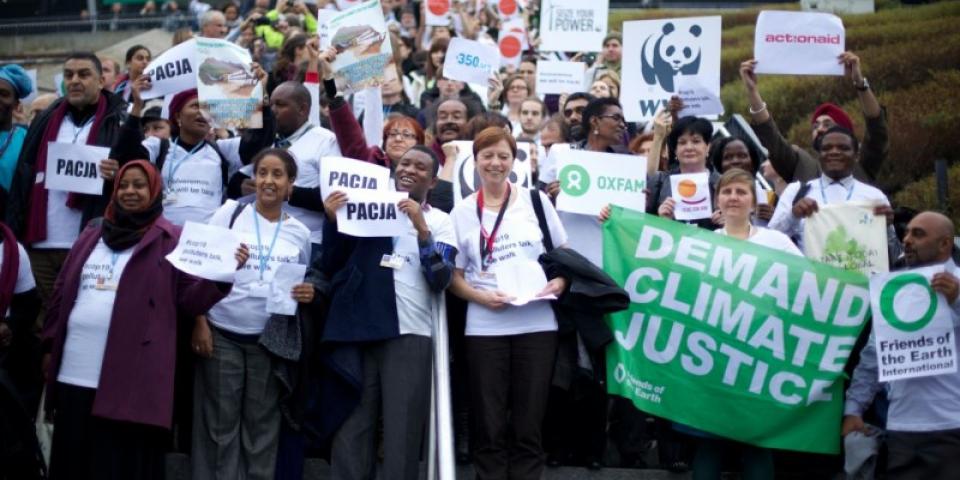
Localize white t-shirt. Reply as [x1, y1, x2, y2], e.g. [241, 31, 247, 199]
[718, 226, 803, 257]
[142, 136, 244, 226]
[283, 124, 341, 245]
[393, 206, 456, 337]
[34, 116, 94, 249]
[0, 240, 36, 317]
[207, 201, 311, 335]
[451, 188, 568, 336]
[58, 239, 135, 388]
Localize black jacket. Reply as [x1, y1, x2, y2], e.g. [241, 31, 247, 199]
[539, 247, 629, 388]
[5, 90, 126, 240]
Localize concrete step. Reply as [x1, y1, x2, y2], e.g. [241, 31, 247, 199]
[165, 453, 694, 480]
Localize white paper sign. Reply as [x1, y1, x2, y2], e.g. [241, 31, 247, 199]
[44, 142, 108, 195]
[670, 172, 712, 220]
[317, 9, 336, 48]
[165, 221, 241, 282]
[803, 202, 889, 275]
[495, 260, 556, 306]
[870, 265, 958, 382]
[443, 38, 499, 86]
[555, 149, 647, 215]
[320, 156, 392, 200]
[142, 39, 197, 100]
[267, 263, 307, 315]
[498, 32, 524, 68]
[676, 75, 725, 117]
[621, 16, 722, 122]
[426, 0, 452, 26]
[754, 11, 845, 76]
[536, 61, 586, 95]
[540, 0, 608, 53]
[336, 189, 409, 237]
[451, 140, 533, 202]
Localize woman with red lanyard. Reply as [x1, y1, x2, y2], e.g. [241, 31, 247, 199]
[449, 127, 569, 480]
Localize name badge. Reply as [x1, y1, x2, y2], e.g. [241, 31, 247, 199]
[249, 280, 270, 298]
[95, 276, 118, 291]
[35, 172, 45, 184]
[477, 271, 497, 282]
[380, 253, 405, 270]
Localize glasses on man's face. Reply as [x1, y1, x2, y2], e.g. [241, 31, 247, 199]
[388, 130, 416, 141]
[563, 106, 586, 118]
[508, 84, 528, 92]
[598, 113, 626, 124]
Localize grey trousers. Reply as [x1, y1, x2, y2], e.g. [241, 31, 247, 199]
[887, 428, 960, 480]
[331, 334, 433, 480]
[191, 327, 281, 480]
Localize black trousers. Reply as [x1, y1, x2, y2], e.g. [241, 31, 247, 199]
[49, 382, 168, 480]
[466, 331, 558, 480]
[886, 428, 960, 480]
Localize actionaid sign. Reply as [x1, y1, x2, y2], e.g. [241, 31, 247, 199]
[754, 11, 845, 76]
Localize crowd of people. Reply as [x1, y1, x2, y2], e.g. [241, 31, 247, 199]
[0, 1, 959, 480]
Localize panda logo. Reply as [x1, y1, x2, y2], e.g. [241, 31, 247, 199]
[641, 22, 703, 93]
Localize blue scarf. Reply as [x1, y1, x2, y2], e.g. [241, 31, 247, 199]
[0, 125, 26, 191]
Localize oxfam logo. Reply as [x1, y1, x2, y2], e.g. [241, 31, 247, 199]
[559, 164, 590, 197]
[879, 274, 938, 332]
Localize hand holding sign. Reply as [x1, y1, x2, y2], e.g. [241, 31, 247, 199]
[334, 189, 410, 237]
[754, 11, 845, 76]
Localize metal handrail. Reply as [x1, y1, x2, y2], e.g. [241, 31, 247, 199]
[0, 14, 196, 35]
[428, 293, 456, 480]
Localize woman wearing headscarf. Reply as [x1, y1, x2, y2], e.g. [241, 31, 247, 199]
[0, 64, 35, 220]
[40, 160, 243, 480]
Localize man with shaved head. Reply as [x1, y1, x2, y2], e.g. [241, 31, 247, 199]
[843, 211, 960, 479]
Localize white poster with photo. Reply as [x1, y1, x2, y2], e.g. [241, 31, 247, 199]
[536, 61, 586, 95]
[142, 39, 197, 100]
[540, 0, 608, 53]
[328, 0, 394, 94]
[336, 189, 410, 237]
[670, 172, 712, 220]
[335, 0, 364, 9]
[804, 202, 889, 275]
[44, 142, 108, 195]
[195, 38, 262, 129]
[443, 38, 500, 86]
[554, 149, 647, 215]
[320, 156, 392, 200]
[621, 16, 722, 122]
[754, 11, 845, 76]
[426, 0, 452, 26]
[870, 265, 958, 382]
[451, 140, 533, 203]
[165, 221, 242, 282]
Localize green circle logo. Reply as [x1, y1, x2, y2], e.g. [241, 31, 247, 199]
[559, 164, 590, 197]
[879, 274, 937, 332]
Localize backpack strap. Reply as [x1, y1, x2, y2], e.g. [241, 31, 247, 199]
[156, 138, 170, 171]
[530, 188, 554, 252]
[228, 201, 247, 228]
[204, 140, 231, 188]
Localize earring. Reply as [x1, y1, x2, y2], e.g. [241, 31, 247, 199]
[594, 129, 599, 135]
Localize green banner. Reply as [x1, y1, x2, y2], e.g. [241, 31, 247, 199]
[602, 207, 869, 454]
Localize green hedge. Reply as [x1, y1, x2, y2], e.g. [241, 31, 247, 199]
[894, 163, 960, 231]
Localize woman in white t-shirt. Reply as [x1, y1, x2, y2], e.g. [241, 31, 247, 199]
[449, 128, 568, 479]
[0, 222, 40, 415]
[191, 148, 315, 480]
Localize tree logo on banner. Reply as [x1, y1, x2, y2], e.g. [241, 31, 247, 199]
[559, 164, 590, 197]
[879, 274, 939, 332]
[641, 23, 703, 93]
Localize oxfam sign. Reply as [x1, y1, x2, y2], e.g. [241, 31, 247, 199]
[879, 274, 938, 332]
[559, 164, 590, 197]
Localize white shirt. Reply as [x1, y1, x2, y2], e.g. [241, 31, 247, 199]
[717, 225, 803, 257]
[58, 240, 135, 388]
[207, 201, 311, 335]
[0, 240, 36, 317]
[451, 189, 568, 336]
[33, 116, 94, 249]
[768, 174, 890, 247]
[393, 206, 456, 336]
[281, 123, 341, 245]
[141, 136, 244, 226]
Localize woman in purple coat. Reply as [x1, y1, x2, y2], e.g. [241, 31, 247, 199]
[40, 160, 247, 480]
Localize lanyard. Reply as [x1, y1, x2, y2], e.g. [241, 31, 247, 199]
[106, 251, 121, 281]
[252, 208, 283, 281]
[275, 124, 313, 148]
[165, 138, 205, 189]
[818, 178, 854, 205]
[476, 184, 510, 271]
[71, 116, 95, 144]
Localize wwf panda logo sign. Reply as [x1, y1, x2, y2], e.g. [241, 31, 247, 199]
[621, 16, 722, 122]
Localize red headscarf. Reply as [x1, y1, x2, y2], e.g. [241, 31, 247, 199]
[167, 88, 198, 137]
[102, 160, 164, 250]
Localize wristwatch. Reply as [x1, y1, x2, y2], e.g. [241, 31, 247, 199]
[855, 77, 870, 92]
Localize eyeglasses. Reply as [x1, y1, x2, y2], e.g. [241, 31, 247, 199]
[508, 84, 528, 92]
[563, 106, 586, 118]
[598, 113, 626, 124]
[388, 130, 416, 141]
